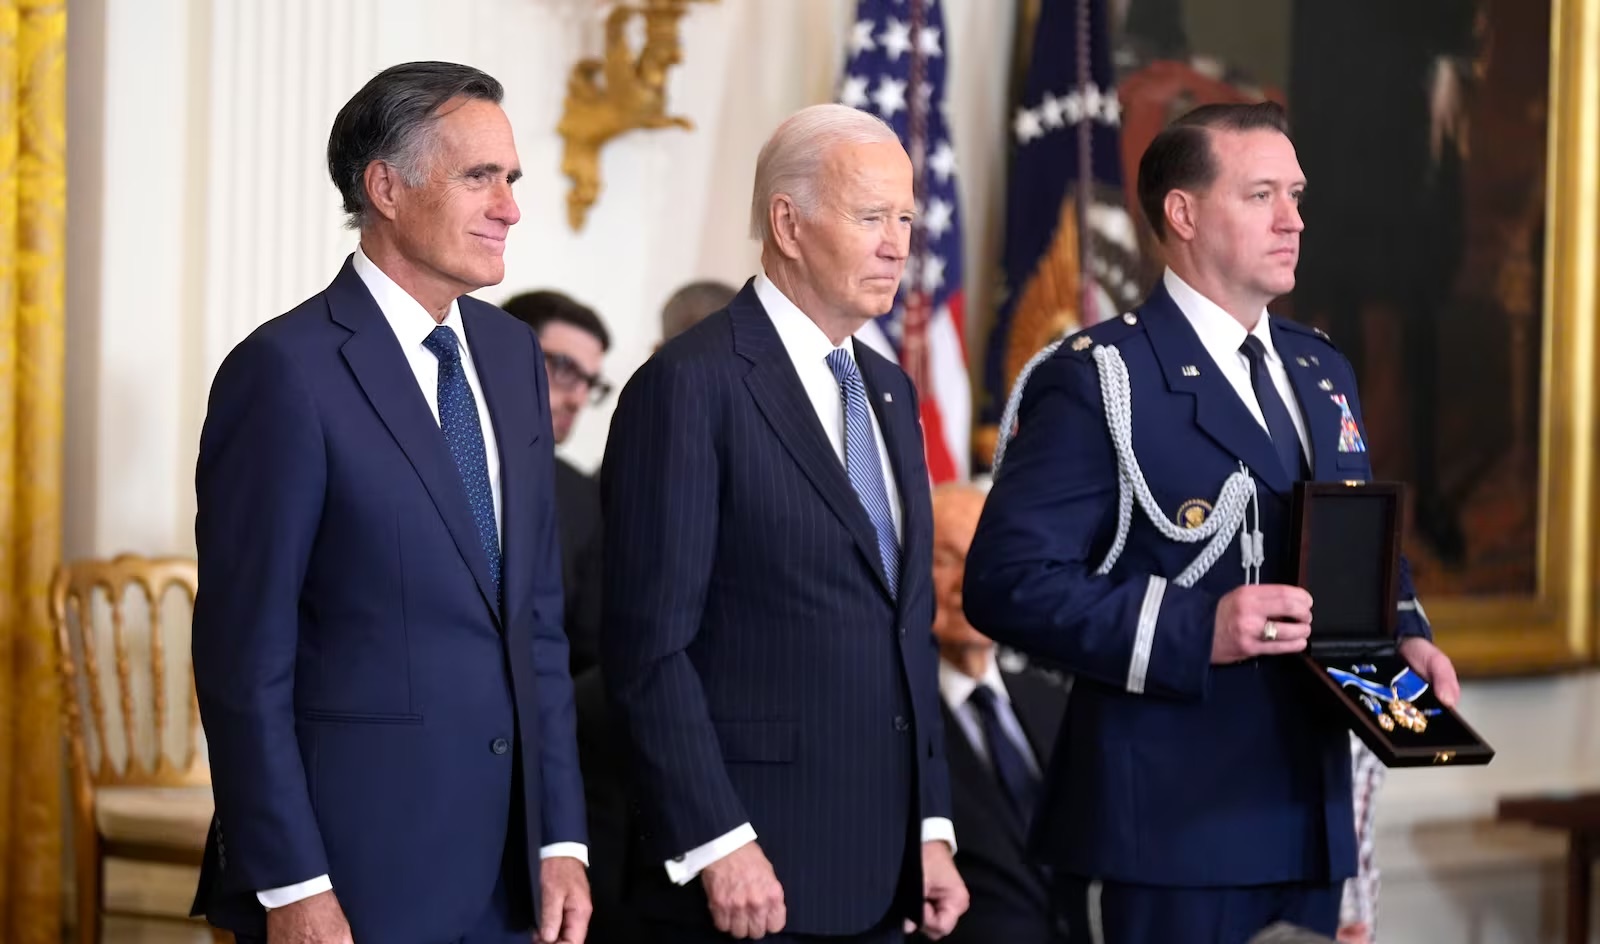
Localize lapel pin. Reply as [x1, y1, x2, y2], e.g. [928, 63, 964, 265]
[1296, 357, 1309, 367]
[1071, 335, 1093, 351]
[1318, 379, 1333, 391]
[883, 392, 893, 403]
[1181, 365, 1200, 377]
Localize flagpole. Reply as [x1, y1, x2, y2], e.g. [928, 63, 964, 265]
[1073, 0, 1099, 325]
[902, 0, 931, 391]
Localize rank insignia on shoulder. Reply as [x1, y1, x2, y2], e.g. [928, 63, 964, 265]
[1296, 357, 1309, 367]
[1071, 335, 1094, 351]
[1176, 498, 1213, 529]
[1318, 379, 1333, 391]
[1314, 327, 1330, 341]
[1181, 365, 1199, 377]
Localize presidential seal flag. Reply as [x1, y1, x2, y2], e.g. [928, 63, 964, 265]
[975, 0, 1141, 470]
[837, 0, 970, 483]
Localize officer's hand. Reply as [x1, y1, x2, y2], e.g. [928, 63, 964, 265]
[1212, 584, 1313, 664]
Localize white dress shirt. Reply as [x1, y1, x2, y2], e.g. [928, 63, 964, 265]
[938, 652, 1041, 779]
[1163, 268, 1312, 461]
[257, 247, 586, 910]
[662, 274, 954, 886]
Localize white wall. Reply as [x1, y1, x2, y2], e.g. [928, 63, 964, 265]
[64, 0, 1018, 559]
[64, 3, 1600, 942]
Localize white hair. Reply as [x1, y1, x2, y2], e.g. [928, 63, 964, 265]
[748, 103, 901, 245]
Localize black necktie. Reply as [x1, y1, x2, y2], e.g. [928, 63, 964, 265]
[1239, 335, 1308, 480]
[967, 685, 1040, 827]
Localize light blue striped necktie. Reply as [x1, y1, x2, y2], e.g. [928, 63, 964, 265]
[423, 325, 501, 596]
[826, 348, 899, 597]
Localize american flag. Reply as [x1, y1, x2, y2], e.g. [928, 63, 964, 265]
[837, 0, 969, 484]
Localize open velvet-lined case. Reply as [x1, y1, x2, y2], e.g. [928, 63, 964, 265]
[1288, 481, 1494, 768]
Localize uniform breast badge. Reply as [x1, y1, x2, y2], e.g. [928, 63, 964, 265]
[1331, 394, 1366, 453]
[1175, 499, 1212, 529]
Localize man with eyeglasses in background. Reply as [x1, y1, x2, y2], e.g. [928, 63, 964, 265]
[502, 290, 612, 675]
[504, 289, 642, 944]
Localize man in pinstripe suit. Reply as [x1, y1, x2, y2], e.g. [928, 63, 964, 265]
[600, 104, 969, 943]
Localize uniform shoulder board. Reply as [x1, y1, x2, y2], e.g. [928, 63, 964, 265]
[1061, 311, 1144, 357]
[1272, 316, 1340, 351]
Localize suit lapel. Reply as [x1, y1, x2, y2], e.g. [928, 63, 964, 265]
[1273, 323, 1344, 480]
[1141, 285, 1293, 495]
[732, 291, 896, 600]
[464, 303, 536, 622]
[855, 341, 925, 606]
[328, 261, 502, 623]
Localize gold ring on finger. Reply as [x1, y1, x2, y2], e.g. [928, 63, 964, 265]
[1261, 620, 1278, 642]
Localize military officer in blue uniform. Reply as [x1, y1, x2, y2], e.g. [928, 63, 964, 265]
[962, 102, 1463, 943]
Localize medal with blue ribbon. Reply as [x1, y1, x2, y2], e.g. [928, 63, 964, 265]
[1326, 664, 1442, 734]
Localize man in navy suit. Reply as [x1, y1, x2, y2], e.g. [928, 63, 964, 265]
[600, 103, 969, 943]
[923, 484, 1066, 944]
[191, 61, 590, 944]
[963, 102, 1462, 943]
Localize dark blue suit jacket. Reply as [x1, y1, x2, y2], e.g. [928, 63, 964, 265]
[964, 283, 1431, 889]
[600, 282, 952, 935]
[190, 258, 586, 942]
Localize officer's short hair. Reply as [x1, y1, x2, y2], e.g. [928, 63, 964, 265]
[1136, 101, 1291, 243]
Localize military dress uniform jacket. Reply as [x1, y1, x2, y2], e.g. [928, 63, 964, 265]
[963, 281, 1432, 888]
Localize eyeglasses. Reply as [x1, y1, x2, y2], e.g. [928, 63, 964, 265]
[544, 351, 613, 406]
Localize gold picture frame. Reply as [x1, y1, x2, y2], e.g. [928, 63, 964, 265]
[1438, 0, 1599, 675]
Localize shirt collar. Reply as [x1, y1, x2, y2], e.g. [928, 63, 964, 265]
[1162, 267, 1280, 366]
[353, 244, 465, 350]
[754, 271, 855, 368]
[939, 650, 1008, 711]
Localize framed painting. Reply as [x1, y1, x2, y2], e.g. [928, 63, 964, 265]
[1107, 0, 1599, 675]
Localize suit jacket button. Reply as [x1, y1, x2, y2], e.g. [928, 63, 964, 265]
[893, 716, 910, 732]
[898, 625, 907, 638]
[491, 737, 510, 755]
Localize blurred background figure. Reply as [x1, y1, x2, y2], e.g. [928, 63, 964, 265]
[503, 289, 640, 944]
[924, 483, 1067, 944]
[658, 278, 739, 347]
[501, 289, 611, 675]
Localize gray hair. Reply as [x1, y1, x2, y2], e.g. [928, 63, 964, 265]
[661, 279, 739, 342]
[327, 61, 504, 230]
[748, 103, 901, 245]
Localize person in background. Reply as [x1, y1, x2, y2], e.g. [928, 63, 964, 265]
[924, 483, 1067, 944]
[501, 289, 611, 676]
[658, 279, 739, 348]
[502, 290, 637, 944]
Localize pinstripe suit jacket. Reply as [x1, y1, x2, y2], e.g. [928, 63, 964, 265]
[600, 282, 951, 935]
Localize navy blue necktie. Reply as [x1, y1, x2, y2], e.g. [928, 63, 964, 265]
[825, 348, 899, 597]
[1239, 335, 1308, 480]
[423, 325, 501, 596]
[967, 685, 1040, 827]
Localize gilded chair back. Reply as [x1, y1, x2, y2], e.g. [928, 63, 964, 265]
[49, 554, 208, 808]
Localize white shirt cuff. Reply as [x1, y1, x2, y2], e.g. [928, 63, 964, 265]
[257, 874, 332, 909]
[665, 822, 757, 885]
[540, 842, 590, 867]
[921, 816, 957, 854]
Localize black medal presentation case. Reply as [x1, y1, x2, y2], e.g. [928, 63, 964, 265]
[1288, 481, 1494, 768]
